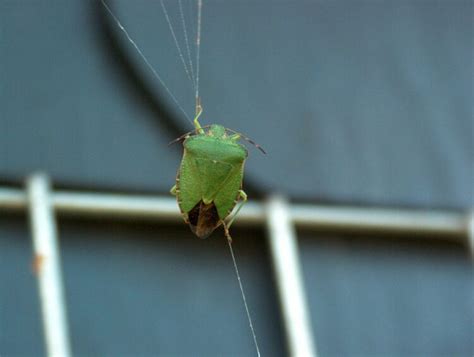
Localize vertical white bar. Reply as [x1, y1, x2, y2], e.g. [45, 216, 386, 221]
[468, 211, 474, 260]
[26, 173, 72, 357]
[266, 195, 317, 357]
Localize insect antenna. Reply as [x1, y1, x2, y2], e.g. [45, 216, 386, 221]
[168, 125, 213, 146]
[225, 128, 266, 154]
[168, 131, 194, 146]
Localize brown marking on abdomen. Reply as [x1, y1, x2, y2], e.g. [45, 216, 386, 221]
[188, 201, 221, 239]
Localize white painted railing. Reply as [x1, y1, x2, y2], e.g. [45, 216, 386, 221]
[1, 173, 472, 357]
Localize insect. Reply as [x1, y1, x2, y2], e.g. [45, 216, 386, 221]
[170, 103, 265, 241]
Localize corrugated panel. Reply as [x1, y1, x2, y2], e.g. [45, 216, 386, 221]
[1, 1, 472, 208]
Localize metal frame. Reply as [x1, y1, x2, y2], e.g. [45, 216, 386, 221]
[25, 174, 72, 357]
[266, 195, 317, 356]
[1, 187, 468, 239]
[1, 174, 472, 357]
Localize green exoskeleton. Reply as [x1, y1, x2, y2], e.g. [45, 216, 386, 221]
[170, 104, 265, 241]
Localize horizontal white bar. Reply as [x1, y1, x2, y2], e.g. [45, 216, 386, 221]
[0, 187, 469, 240]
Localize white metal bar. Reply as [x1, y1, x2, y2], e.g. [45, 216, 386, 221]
[26, 174, 71, 357]
[266, 195, 317, 357]
[292, 205, 466, 238]
[0, 187, 469, 240]
[468, 211, 474, 258]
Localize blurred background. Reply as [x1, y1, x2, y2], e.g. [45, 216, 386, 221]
[0, 0, 473, 356]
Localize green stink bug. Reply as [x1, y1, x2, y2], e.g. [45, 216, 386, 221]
[170, 104, 265, 241]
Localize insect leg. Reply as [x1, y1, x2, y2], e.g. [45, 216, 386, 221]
[170, 185, 177, 196]
[222, 220, 232, 243]
[226, 190, 248, 229]
[194, 101, 204, 134]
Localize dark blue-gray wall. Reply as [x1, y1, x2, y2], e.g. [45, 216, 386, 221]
[1, 1, 472, 356]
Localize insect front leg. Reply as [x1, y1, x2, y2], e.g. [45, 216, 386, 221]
[194, 102, 204, 134]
